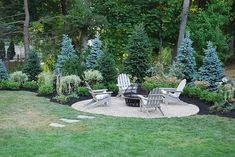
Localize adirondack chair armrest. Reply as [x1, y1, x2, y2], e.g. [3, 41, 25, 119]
[92, 89, 107, 93]
[136, 95, 148, 100]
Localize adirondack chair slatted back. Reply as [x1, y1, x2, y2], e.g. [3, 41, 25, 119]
[117, 74, 131, 90]
[146, 88, 163, 107]
[85, 82, 97, 100]
[175, 79, 187, 97]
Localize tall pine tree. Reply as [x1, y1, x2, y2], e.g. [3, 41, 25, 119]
[0, 40, 5, 60]
[97, 50, 117, 84]
[23, 49, 42, 81]
[176, 32, 197, 84]
[7, 41, 16, 60]
[124, 24, 151, 82]
[199, 41, 224, 90]
[85, 33, 103, 69]
[56, 34, 76, 70]
[0, 59, 8, 81]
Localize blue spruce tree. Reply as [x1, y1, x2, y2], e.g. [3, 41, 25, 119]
[0, 59, 8, 81]
[176, 32, 197, 85]
[199, 41, 224, 90]
[56, 34, 76, 70]
[85, 33, 102, 69]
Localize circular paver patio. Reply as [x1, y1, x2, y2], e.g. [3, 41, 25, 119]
[72, 97, 199, 118]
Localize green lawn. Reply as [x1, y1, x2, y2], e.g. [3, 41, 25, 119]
[0, 91, 235, 157]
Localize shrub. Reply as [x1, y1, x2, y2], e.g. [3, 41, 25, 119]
[198, 42, 225, 91]
[61, 75, 81, 94]
[194, 80, 209, 90]
[38, 72, 55, 86]
[38, 84, 54, 95]
[93, 83, 106, 90]
[7, 41, 15, 60]
[176, 32, 197, 84]
[142, 81, 177, 92]
[168, 62, 185, 79]
[85, 33, 103, 69]
[124, 24, 151, 83]
[61, 55, 84, 77]
[23, 49, 42, 81]
[157, 47, 172, 67]
[10, 71, 28, 84]
[107, 83, 119, 95]
[56, 34, 77, 70]
[84, 69, 103, 85]
[1, 81, 20, 90]
[78, 87, 89, 96]
[0, 59, 8, 81]
[53, 95, 68, 104]
[22, 81, 38, 90]
[97, 52, 117, 84]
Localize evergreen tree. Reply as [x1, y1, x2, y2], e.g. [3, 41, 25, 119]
[176, 32, 197, 84]
[56, 34, 76, 70]
[97, 51, 118, 84]
[7, 41, 16, 60]
[199, 41, 225, 90]
[124, 24, 151, 83]
[0, 40, 5, 60]
[23, 50, 42, 81]
[0, 59, 8, 81]
[61, 55, 84, 77]
[85, 33, 103, 69]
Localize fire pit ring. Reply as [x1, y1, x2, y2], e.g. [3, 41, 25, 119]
[123, 84, 148, 107]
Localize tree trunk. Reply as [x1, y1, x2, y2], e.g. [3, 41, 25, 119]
[23, 0, 30, 58]
[60, 0, 68, 15]
[81, 30, 89, 52]
[176, 0, 191, 55]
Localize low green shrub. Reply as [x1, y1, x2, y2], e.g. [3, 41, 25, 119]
[93, 83, 106, 90]
[183, 86, 224, 104]
[4, 81, 20, 89]
[142, 81, 176, 92]
[38, 84, 54, 95]
[22, 81, 38, 90]
[53, 95, 68, 104]
[78, 87, 89, 96]
[107, 83, 119, 94]
[84, 69, 103, 85]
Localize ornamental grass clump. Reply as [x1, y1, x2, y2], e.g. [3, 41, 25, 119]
[61, 75, 81, 94]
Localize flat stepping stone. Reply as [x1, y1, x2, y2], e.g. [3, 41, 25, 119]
[77, 115, 95, 119]
[59, 118, 80, 123]
[49, 123, 65, 128]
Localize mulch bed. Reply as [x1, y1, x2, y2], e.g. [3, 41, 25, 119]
[180, 94, 235, 118]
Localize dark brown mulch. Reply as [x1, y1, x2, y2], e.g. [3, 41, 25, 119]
[180, 94, 235, 118]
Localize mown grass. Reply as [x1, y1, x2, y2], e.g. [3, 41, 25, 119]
[0, 90, 235, 157]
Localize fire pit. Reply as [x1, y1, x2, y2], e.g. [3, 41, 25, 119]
[123, 84, 148, 107]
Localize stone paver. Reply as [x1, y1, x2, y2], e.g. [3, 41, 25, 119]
[77, 115, 95, 119]
[49, 123, 65, 128]
[72, 97, 199, 118]
[59, 118, 80, 123]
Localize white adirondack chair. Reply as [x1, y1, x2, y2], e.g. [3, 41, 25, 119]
[137, 88, 164, 115]
[116, 73, 131, 97]
[160, 79, 187, 104]
[85, 82, 112, 108]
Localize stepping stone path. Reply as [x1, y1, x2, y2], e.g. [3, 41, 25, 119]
[49, 115, 95, 128]
[49, 123, 65, 128]
[59, 118, 80, 123]
[77, 115, 95, 119]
